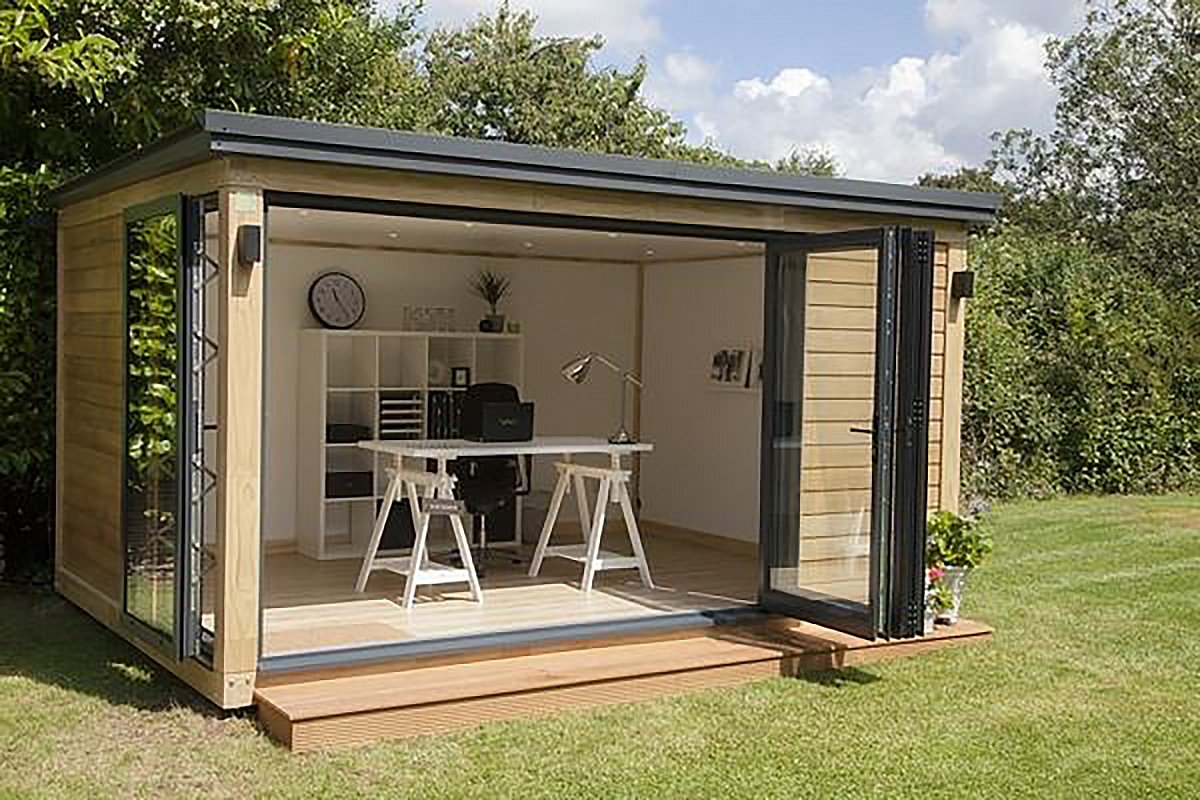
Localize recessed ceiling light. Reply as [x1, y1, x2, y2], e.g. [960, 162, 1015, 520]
[736, 241, 748, 247]
[388, 232, 400, 239]
[298, 210, 310, 217]
[606, 232, 619, 238]
[463, 222, 475, 228]
[644, 248, 656, 256]
[522, 241, 534, 249]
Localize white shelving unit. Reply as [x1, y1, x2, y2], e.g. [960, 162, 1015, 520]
[296, 330, 524, 560]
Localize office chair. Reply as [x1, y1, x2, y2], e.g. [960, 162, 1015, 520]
[450, 383, 532, 575]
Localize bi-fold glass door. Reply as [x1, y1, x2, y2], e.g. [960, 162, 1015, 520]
[760, 227, 934, 640]
[122, 194, 214, 660]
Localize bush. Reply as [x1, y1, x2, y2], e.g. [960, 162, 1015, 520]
[0, 167, 58, 577]
[962, 226, 1200, 499]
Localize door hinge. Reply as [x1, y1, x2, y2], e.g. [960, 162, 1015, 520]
[904, 399, 926, 447]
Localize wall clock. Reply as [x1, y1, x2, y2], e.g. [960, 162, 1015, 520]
[308, 271, 366, 329]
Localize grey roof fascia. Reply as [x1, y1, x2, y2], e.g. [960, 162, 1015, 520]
[53, 109, 1001, 222]
[205, 111, 999, 222]
[50, 125, 212, 207]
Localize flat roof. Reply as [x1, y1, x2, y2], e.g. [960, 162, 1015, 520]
[53, 110, 1000, 222]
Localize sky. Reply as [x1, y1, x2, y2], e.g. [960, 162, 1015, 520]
[411, 0, 1088, 183]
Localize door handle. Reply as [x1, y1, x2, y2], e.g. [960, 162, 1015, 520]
[849, 427, 874, 435]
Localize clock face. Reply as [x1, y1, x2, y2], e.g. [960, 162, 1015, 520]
[309, 272, 365, 329]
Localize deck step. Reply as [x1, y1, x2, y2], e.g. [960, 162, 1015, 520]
[255, 619, 992, 751]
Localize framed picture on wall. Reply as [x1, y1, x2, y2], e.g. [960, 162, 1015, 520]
[708, 345, 763, 391]
[451, 366, 472, 388]
[709, 346, 751, 389]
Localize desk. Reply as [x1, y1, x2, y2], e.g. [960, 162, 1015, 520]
[356, 437, 653, 607]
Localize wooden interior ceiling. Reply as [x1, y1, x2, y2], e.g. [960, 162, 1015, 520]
[267, 207, 764, 264]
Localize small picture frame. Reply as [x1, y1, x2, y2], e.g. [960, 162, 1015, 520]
[709, 347, 751, 389]
[708, 345, 763, 391]
[451, 366, 472, 388]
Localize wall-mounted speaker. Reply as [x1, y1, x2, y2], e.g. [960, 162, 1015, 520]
[237, 224, 261, 268]
[951, 270, 975, 299]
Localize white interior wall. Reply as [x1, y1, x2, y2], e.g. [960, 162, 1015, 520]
[639, 256, 764, 543]
[263, 242, 638, 542]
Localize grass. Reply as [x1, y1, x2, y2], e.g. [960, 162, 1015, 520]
[2, 494, 1199, 798]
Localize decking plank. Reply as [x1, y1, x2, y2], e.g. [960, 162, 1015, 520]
[255, 619, 993, 751]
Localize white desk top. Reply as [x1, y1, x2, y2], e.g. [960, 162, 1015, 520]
[358, 436, 653, 460]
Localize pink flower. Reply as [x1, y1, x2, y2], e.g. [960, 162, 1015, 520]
[927, 566, 945, 582]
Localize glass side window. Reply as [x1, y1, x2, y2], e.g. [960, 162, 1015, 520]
[123, 207, 181, 639]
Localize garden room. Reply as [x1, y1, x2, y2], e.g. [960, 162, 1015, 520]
[256, 203, 775, 665]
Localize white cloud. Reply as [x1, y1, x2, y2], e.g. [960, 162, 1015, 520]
[648, 0, 1086, 182]
[925, 0, 1083, 38]
[663, 52, 716, 87]
[734, 68, 830, 101]
[416, 0, 662, 54]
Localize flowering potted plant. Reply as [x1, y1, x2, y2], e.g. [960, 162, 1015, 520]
[926, 510, 993, 624]
[924, 566, 954, 633]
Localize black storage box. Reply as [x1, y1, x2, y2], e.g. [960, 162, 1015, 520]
[325, 470, 373, 498]
[378, 497, 416, 550]
[472, 401, 534, 442]
[326, 423, 372, 444]
[460, 384, 531, 442]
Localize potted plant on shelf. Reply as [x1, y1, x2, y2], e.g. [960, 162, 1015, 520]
[469, 269, 512, 333]
[926, 510, 993, 624]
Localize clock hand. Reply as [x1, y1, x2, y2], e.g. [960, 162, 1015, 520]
[330, 286, 351, 316]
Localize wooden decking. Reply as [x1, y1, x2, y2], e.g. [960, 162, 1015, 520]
[255, 617, 993, 751]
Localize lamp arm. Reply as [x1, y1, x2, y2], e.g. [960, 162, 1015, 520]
[590, 353, 644, 389]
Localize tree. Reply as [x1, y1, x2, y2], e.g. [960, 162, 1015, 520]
[1, 0, 128, 576]
[917, 165, 1006, 200]
[994, 0, 1200, 299]
[773, 146, 840, 178]
[418, 5, 701, 160]
[954, 0, 1200, 498]
[4, 0, 425, 172]
[1, 0, 428, 576]
[963, 225, 1200, 498]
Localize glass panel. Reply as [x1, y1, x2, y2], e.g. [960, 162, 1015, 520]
[195, 200, 220, 655]
[768, 247, 880, 612]
[124, 208, 181, 638]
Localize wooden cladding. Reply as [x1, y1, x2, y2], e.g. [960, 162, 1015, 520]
[795, 241, 951, 577]
[57, 213, 125, 600]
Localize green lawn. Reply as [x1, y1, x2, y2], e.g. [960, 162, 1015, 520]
[2, 495, 1199, 799]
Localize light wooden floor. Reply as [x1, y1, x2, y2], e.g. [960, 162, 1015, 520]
[262, 529, 759, 657]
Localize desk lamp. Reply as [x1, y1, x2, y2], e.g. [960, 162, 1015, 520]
[560, 352, 643, 444]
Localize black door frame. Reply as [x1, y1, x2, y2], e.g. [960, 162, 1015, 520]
[758, 226, 933, 640]
[888, 228, 935, 638]
[120, 193, 208, 660]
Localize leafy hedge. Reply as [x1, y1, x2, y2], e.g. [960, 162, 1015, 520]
[0, 167, 57, 577]
[962, 226, 1200, 499]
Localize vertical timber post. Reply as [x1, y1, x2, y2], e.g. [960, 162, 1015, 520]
[214, 187, 264, 704]
[939, 240, 968, 513]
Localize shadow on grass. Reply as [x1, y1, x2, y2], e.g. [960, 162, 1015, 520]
[791, 666, 881, 687]
[0, 583, 219, 716]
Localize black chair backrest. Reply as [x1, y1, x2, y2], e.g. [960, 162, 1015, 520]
[454, 382, 525, 516]
[460, 382, 520, 441]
